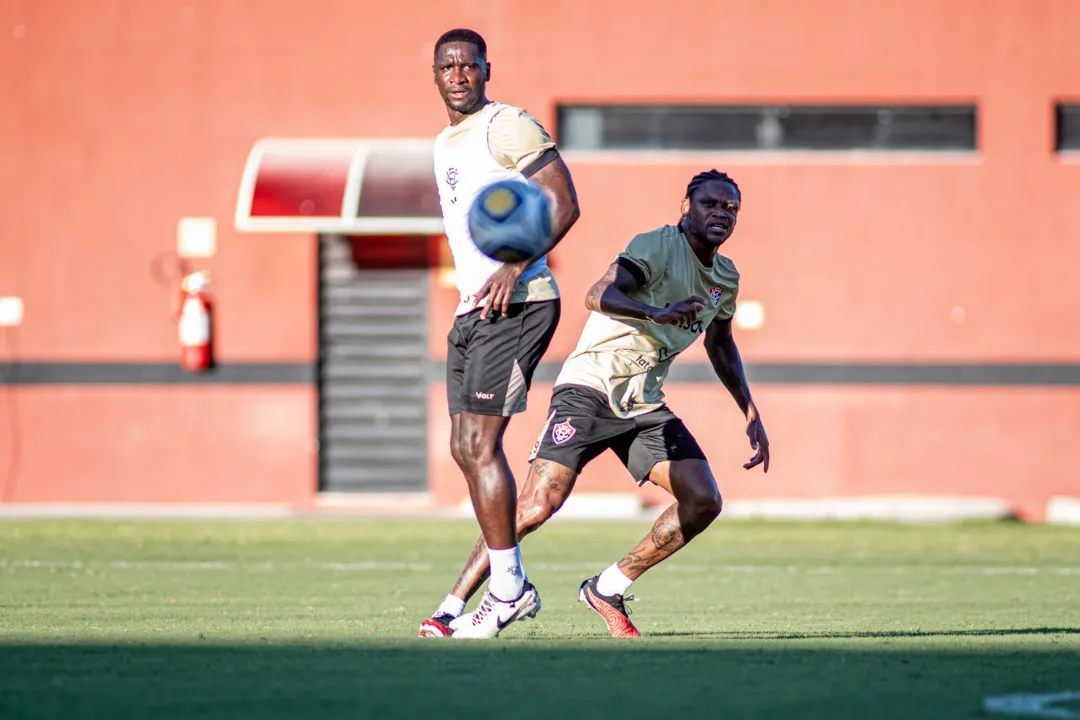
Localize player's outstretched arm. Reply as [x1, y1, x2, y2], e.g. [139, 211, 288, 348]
[585, 262, 705, 325]
[705, 316, 770, 472]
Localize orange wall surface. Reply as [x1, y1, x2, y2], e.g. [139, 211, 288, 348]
[428, 383, 1080, 521]
[2, 0, 1079, 518]
[0, 387, 316, 504]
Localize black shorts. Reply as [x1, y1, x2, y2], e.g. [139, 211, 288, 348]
[529, 384, 707, 485]
[446, 299, 560, 417]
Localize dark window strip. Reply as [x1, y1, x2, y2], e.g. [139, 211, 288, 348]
[557, 104, 977, 152]
[429, 361, 1080, 387]
[1056, 104, 1080, 151]
[3, 361, 1080, 387]
[0, 362, 316, 385]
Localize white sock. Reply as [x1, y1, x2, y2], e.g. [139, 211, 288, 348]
[596, 563, 634, 597]
[487, 545, 526, 601]
[435, 594, 465, 618]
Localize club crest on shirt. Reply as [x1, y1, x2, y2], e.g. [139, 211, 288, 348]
[445, 167, 459, 203]
[552, 418, 576, 445]
[709, 286, 725, 306]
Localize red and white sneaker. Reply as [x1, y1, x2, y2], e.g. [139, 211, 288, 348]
[578, 575, 641, 638]
[417, 613, 456, 638]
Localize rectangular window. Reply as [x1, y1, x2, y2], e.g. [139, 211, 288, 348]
[1056, 104, 1080, 151]
[556, 104, 977, 152]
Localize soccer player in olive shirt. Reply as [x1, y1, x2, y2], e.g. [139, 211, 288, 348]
[429, 169, 768, 638]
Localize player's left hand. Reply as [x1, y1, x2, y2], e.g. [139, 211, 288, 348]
[743, 402, 770, 473]
[476, 261, 529, 319]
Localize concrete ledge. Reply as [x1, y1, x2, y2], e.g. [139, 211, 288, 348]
[315, 492, 462, 518]
[0, 494, 1018, 523]
[0, 503, 299, 519]
[1046, 496, 1080, 525]
[458, 493, 645, 520]
[721, 495, 1016, 523]
[316, 492, 433, 510]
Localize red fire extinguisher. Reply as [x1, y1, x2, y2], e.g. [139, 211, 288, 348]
[178, 270, 214, 372]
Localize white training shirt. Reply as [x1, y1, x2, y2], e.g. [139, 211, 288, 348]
[433, 101, 559, 316]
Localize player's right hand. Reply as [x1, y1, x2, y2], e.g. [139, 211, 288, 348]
[650, 296, 707, 326]
[475, 261, 528, 320]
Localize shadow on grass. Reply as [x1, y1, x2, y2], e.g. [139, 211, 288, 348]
[649, 626, 1080, 640]
[1, 638, 1079, 720]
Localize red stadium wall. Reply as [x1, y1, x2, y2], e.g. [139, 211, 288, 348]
[2, 0, 1079, 519]
[2, 387, 316, 504]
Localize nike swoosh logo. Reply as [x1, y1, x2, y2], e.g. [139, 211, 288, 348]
[496, 596, 532, 630]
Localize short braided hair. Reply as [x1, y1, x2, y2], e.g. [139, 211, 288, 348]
[685, 169, 739, 201]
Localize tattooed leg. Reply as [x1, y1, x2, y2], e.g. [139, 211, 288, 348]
[616, 459, 722, 581]
[449, 536, 491, 601]
[450, 459, 578, 602]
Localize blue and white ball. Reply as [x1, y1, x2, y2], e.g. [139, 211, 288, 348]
[468, 179, 553, 263]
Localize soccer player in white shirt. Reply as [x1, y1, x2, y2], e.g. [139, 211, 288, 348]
[420, 28, 581, 639]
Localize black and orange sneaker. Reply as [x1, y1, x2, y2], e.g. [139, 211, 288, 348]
[578, 575, 641, 638]
[417, 613, 455, 638]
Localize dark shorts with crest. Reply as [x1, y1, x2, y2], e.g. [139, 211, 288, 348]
[528, 384, 707, 485]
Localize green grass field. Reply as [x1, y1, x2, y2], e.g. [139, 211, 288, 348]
[2, 517, 1079, 719]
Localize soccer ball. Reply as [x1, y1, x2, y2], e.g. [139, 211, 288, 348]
[468, 179, 553, 263]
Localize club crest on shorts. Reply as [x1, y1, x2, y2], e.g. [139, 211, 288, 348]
[552, 417, 576, 445]
[709, 286, 725, 306]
